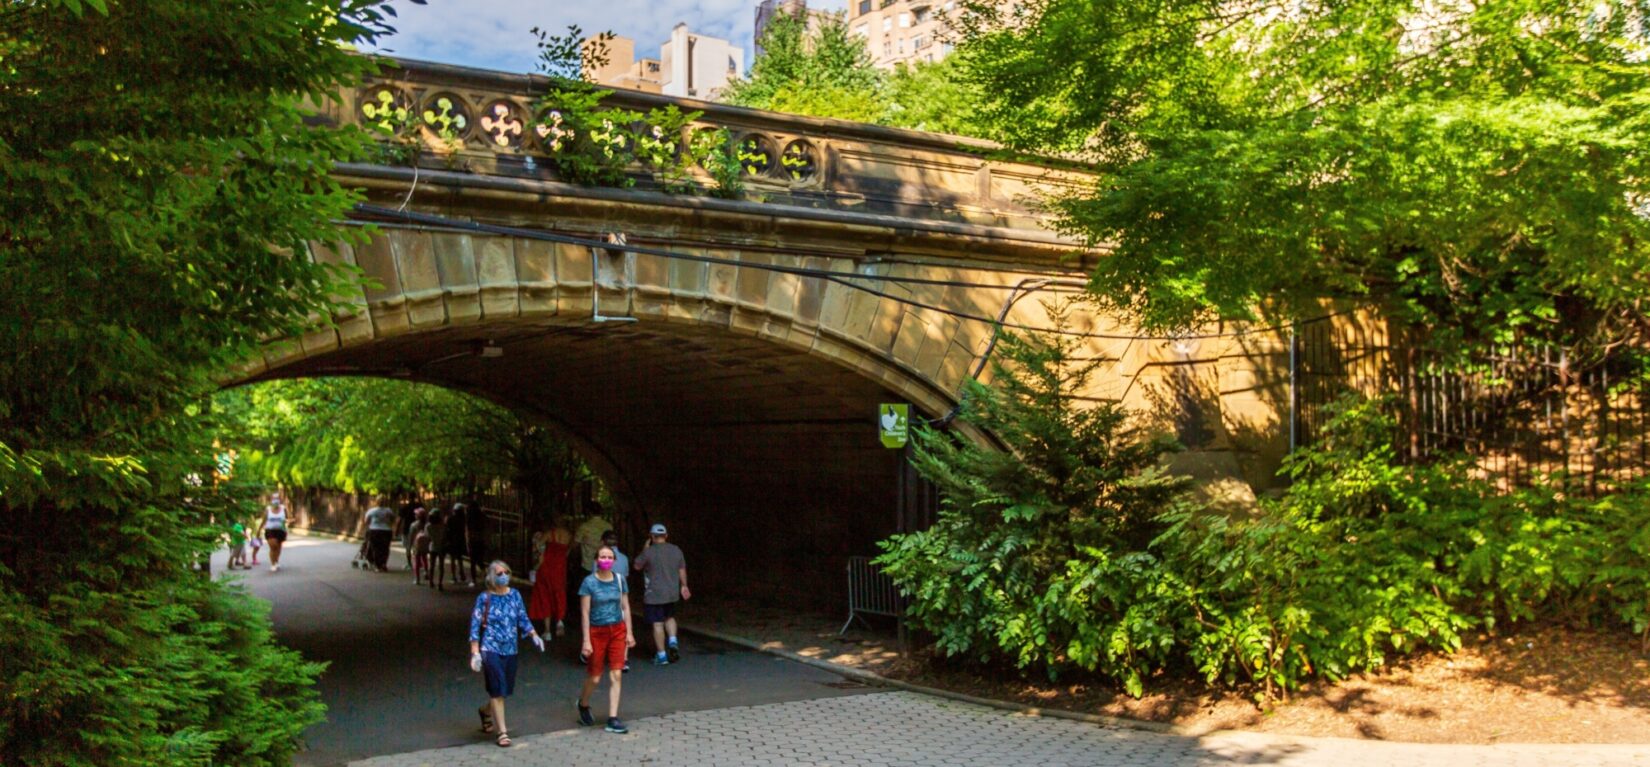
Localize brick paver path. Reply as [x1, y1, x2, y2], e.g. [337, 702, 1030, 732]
[349, 690, 1650, 767]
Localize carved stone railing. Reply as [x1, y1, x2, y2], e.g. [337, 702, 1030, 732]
[316, 57, 1094, 231]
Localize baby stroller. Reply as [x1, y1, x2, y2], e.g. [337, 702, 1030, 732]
[350, 537, 372, 569]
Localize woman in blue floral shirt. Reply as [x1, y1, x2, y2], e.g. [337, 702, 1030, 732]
[468, 559, 544, 747]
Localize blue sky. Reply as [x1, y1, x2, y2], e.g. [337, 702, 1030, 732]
[369, 0, 848, 74]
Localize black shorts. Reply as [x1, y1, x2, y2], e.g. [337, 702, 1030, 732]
[264, 528, 287, 542]
[643, 602, 677, 624]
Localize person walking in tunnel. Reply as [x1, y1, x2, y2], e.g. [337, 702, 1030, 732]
[469, 559, 545, 748]
[426, 509, 448, 591]
[410, 506, 431, 585]
[574, 511, 607, 579]
[259, 501, 289, 573]
[577, 545, 634, 734]
[396, 497, 421, 572]
[529, 519, 572, 636]
[444, 502, 469, 587]
[363, 496, 396, 572]
[633, 523, 689, 666]
[466, 502, 489, 587]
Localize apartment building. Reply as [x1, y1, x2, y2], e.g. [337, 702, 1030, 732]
[586, 25, 744, 100]
[753, 0, 831, 56]
[659, 23, 744, 99]
[584, 35, 664, 93]
[845, 0, 961, 69]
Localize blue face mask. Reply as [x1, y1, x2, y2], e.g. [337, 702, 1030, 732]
[492, 573, 511, 588]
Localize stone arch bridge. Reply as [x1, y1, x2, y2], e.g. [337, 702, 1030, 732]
[240, 59, 1295, 600]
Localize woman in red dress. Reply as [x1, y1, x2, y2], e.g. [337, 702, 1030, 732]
[528, 522, 572, 636]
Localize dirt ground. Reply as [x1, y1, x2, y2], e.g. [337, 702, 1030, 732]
[691, 597, 1650, 744]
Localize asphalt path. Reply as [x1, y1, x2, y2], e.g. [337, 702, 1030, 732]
[216, 534, 873, 766]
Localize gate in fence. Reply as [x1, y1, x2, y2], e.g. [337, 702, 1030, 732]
[841, 555, 904, 634]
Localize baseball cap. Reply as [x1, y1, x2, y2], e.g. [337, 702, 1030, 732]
[649, 523, 668, 536]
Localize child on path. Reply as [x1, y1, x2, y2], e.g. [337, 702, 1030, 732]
[249, 531, 263, 566]
[469, 560, 544, 747]
[411, 508, 431, 585]
[227, 521, 247, 570]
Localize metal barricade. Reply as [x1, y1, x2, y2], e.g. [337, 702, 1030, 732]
[841, 555, 903, 634]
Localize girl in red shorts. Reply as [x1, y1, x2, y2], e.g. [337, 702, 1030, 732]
[577, 545, 634, 734]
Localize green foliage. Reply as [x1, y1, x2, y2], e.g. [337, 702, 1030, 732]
[875, 300, 1194, 692]
[215, 378, 595, 510]
[881, 358, 1650, 701]
[724, 11, 885, 121]
[530, 26, 741, 196]
[955, 0, 1650, 360]
[883, 58, 985, 137]
[723, 14, 992, 138]
[0, 0, 396, 761]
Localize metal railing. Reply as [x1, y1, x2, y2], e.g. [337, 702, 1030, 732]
[1294, 315, 1650, 494]
[841, 555, 904, 634]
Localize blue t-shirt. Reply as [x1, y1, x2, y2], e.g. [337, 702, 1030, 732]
[578, 572, 628, 627]
[468, 589, 534, 656]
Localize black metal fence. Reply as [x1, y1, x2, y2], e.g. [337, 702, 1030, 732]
[1293, 315, 1649, 494]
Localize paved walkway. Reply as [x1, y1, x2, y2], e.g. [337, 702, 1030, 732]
[232, 535, 874, 766]
[350, 690, 1650, 767]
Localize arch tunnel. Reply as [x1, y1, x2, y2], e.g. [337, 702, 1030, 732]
[244, 314, 940, 607]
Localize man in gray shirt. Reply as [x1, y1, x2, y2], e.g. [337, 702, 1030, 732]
[632, 523, 689, 665]
[363, 497, 396, 572]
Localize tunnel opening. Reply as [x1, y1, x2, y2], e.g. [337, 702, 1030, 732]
[240, 317, 947, 614]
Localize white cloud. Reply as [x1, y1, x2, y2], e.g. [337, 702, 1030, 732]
[370, 0, 845, 74]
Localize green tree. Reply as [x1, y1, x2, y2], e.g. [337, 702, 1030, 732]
[875, 301, 1193, 692]
[955, 0, 1650, 360]
[0, 1, 400, 763]
[216, 377, 595, 512]
[883, 57, 985, 137]
[724, 11, 886, 120]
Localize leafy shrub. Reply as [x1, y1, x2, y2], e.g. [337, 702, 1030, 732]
[880, 337, 1650, 702]
[875, 301, 1196, 695]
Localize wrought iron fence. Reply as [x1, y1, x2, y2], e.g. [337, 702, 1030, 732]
[1292, 315, 1649, 494]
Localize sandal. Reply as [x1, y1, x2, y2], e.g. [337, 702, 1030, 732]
[478, 707, 495, 734]
[495, 731, 512, 747]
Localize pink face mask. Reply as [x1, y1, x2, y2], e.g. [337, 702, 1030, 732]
[596, 559, 614, 571]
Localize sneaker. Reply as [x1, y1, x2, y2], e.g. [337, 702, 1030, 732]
[622, 661, 631, 673]
[555, 620, 565, 637]
[652, 653, 669, 666]
[666, 642, 680, 664]
[576, 701, 594, 727]
[604, 717, 628, 734]
[467, 581, 476, 589]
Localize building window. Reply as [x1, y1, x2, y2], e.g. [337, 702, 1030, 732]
[859, 0, 872, 14]
[899, 12, 911, 27]
[853, 23, 868, 37]
[728, 55, 737, 73]
[914, 8, 929, 23]
[914, 34, 928, 49]
[882, 17, 892, 31]
[883, 40, 892, 56]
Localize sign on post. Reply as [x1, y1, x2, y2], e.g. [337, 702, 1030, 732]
[879, 403, 909, 448]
